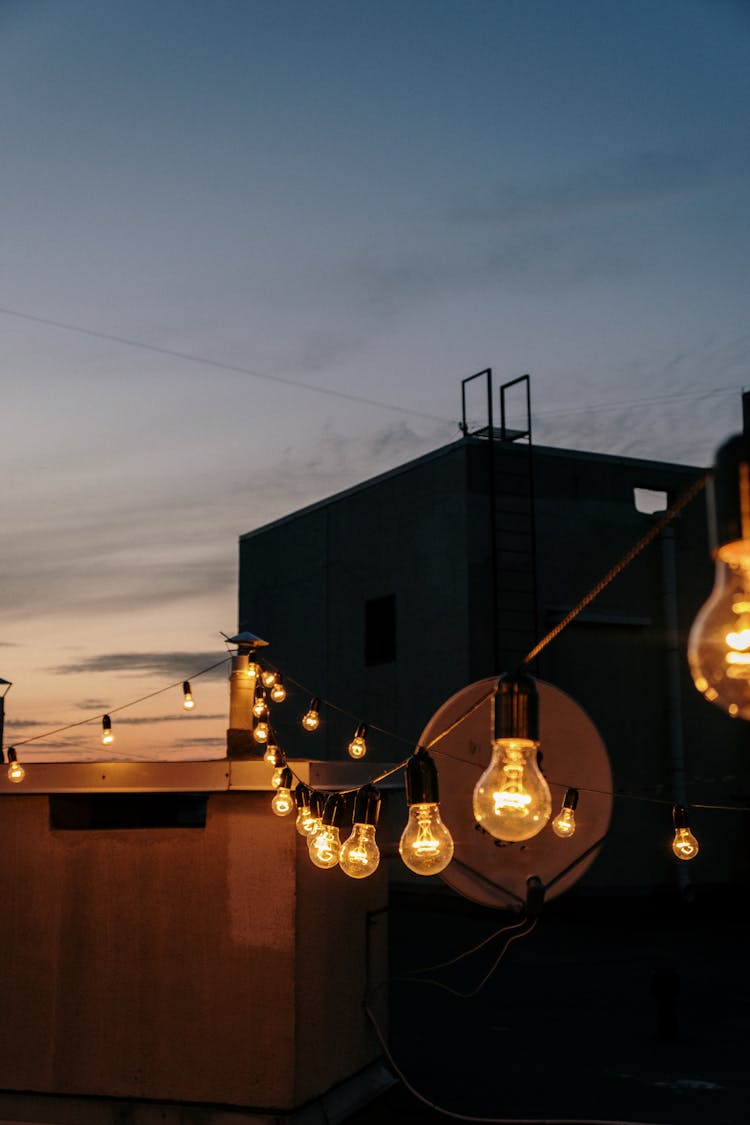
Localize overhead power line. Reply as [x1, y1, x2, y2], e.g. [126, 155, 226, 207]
[0, 304, 454, 426]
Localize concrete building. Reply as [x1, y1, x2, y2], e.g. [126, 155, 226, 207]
[238, 427, 750, 896]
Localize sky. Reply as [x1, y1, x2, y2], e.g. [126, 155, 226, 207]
[1, 0, 748, 762]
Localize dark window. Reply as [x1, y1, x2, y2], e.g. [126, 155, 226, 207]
[365, 594, 396, 665]
[49, 794, 208, 830]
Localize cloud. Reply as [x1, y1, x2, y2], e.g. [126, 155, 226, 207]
[51, 651, 230, 679]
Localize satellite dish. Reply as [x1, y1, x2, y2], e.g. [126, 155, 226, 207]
[418, 677, 613, 909]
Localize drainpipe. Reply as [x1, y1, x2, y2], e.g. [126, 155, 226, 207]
[660, 524, 691, 897]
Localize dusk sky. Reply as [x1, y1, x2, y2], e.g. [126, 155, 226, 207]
[1, 0, 748, 761]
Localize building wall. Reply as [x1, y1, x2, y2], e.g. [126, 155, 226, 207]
[238, 437, 750, 894]
[0, 788, 387, 1113]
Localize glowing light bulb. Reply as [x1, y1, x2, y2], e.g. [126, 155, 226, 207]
[308, 794, 346, 869]
[689, 434, 750, 719]
[303, 790, 325, 840]
[271, 768, 294, 816]
[246, 661, 260, 681]
[182, 681, 195, 710]
[672, 804, 699, 861]
[551, 788, 578, 838]
[271, 761, 287, 788]
[294, 783, 317, 837]
[264, 742, 281, 766]
[339, 786, 381, 878]
[261, 669, 278, 689]
[473, 672, 551, 842]
[348, 723, 368, 760]
[253, 720, 270, 743]
[309, 824, 341, 868]
[101, 715, 114, 745]
[302, 697, 320, 731]
[398, 750, 454, 876]
[689, 559, 750, 719]
[270, 677, 286, 703]
[7, 748, 25, 784]
[252, 691, 268, 719]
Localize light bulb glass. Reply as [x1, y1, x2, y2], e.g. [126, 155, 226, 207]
[183, 693, 195, 710]
[305, 815, 323, 840]
[672, 826, 700, 860]
[348, 735, 367, 759]
[271, 787, 294, 817]
[309, 825, 341, 868]
[339, 823, 380, 878]
[473, 738, 551, 842]
[295, 803, 317, 837]
[8, 760, 25, 783]
[271, 766, 285, 788]
[688, 558, 750, 719]
[270, 681, 286, 703]
[551, 806, 576, 838]
[302, 709, 320, 732]
[264, 743, 279, 765]
[399, 802, 454, 875]
[246, 661, 260, 680]
[252, 695, 267, 719]
[261, 669, 277, 689]
[253, 721, 270, 743]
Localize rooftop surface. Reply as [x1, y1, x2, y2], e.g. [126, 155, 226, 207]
[349, 885, 746, 1125]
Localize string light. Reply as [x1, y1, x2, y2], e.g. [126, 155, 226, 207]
[271, 768, 295, 817]
[271, 755, 288, 788]
[270, 675, 286, 703]
[101, 715, 114, 745]
[253, 714, 270, 743]
[309, 794, 347, 869]
[252, 689, 268, 719]
[182, 681, 195, 710]
[339, 785, 381, 878]
[302, 697, 321, 731]
[7, 747, 25, 784]
[551, 788, 579, 839]
[347, 722, 368, 760]
[294, 783, 317, 837]
[689, 435, 750, 719]
[264, 741, 283, 767]
[672, 804, 700, 860]
[473, 672, 551, 843]
[399, 750, 454, 876]
[261, 668, 278, 689]
[304, 790, 326, 840]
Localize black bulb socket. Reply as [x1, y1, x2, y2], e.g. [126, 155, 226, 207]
[278, 767, 293, 790]
[405, 749, 439, 805]
[494, 671, 539, 741]
[295, 782, 311, 809]
[321, 793, 347, 828]
[354, 784, 381, 827]
[563, 787, 579, 811]
[673, 804, 690, 830]
[309, 790, 326, 818]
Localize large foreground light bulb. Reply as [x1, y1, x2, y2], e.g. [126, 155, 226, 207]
[398, 750, 454, 876]
[309, 794, 345, 869]
[340, 785, 381, 878]
[689, 558, 750, 719]
[689, 434, 750, 719]
[672, 804, 699, 860]
[473, 672, 551, 842]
